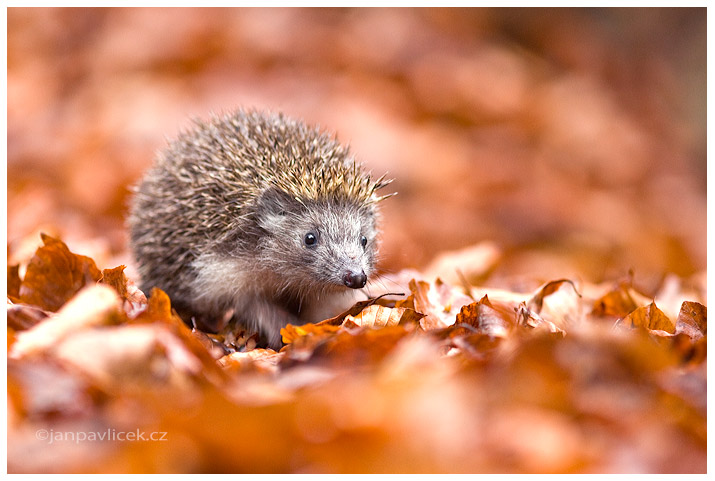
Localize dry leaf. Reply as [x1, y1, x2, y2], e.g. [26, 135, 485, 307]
[317, 298, 386, 326]
[218, 349, 283, 374]
[516, 302, 565, 335]
[7, 302, 50, 331]
[9, 284, 122, 358]
[190, 328, 231, 359]
[53, 324, 204, 393]
[8, 264, 21, 300]
[132, 288, 228, 383]
[308, 325, 411, 368]
[617, 301, 675, 334]
[100, 264, 148, 310]
[656, 333, 707, 366]
[100, 265, 129, 298]
[455, 295, 514, 338]
[18, 234, 102, 312]
[407, 279, 445, 329]
[8, 357, 101, 419]
[524, 279, 582, 331]
[281, 322, 341, 345]
[675, 301, 706, 340]
[344, 304, 424, 328]
[527, 279, 581, 312]
[591, 279, 650, 319]
[404, 278, 472, 330]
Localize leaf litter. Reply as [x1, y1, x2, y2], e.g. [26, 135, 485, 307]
[7, 234, 706, 473]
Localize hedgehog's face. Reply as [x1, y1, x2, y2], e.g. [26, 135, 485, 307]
[256, 188, 378, 294]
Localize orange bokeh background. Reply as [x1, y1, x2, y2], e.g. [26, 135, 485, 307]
[7, 7, 706, 292]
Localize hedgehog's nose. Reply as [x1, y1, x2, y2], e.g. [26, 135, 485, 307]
[343, 269, 367, 289]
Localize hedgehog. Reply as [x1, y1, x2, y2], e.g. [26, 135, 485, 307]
[128, 109, 393, 349]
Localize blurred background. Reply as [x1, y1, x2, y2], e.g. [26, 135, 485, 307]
[7, 7, 707, 293]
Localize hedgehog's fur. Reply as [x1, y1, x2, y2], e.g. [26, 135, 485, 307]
[128, 109, 392, 348]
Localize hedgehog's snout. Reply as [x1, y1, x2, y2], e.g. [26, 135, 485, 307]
[343, 269, 367, 289]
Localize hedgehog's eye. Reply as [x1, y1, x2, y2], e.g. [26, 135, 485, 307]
[360, 235, 368, 248]
[304, 232, 318, 247]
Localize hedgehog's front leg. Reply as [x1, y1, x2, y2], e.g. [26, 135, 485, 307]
[240, 297, 301, 350]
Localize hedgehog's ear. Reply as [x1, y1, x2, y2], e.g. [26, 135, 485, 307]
[257, 187, 298, 232]
[258, 187, 296, 216]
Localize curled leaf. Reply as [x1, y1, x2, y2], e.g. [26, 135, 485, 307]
[317, 293, 402, 327]
[344, 305, 424, 328]
[527, 279, 581, 313]
[516, 303, 565, 335]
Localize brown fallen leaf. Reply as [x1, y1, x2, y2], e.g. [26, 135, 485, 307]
[281, 322, 341, 345]
[100, 265, 147, 311]
[307, 325, 411, 368]
[527, 279, 581, 312]
[99, 265, 129, 299]
[515, 302, 566, 335]
[591, 279, 650, 319]
[18, 234, 102, 312]
[317, 298, 384, 326]
[404, 279, 444, 329]
[344, 304, 424, 328]
[98, 268, 146, 318]
[523, 279, 583, 331]
[401, 278, 473, 330]
[675, 301, 706, 340]
[448, 332, 504, 360]
[8, 264, 21, 301]
[9, 284, 122, 359]
[218, 349, 283, 374]
[653, 333, 707, 366]
[212, 324, 260, 352]
[190, 328, 232, 359]
[455, 295, 514, 338]
[616, 301, 675, 334]
[8, 356, 102, 419]
[7, 301, 51, 331]
[52, 324, 205, 393]
[130, 287, 175, 324]
[317, 293, 404, 327]
[132, 288, 228, 383]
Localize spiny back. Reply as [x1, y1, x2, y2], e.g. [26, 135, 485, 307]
[161, 109, 390, 208]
